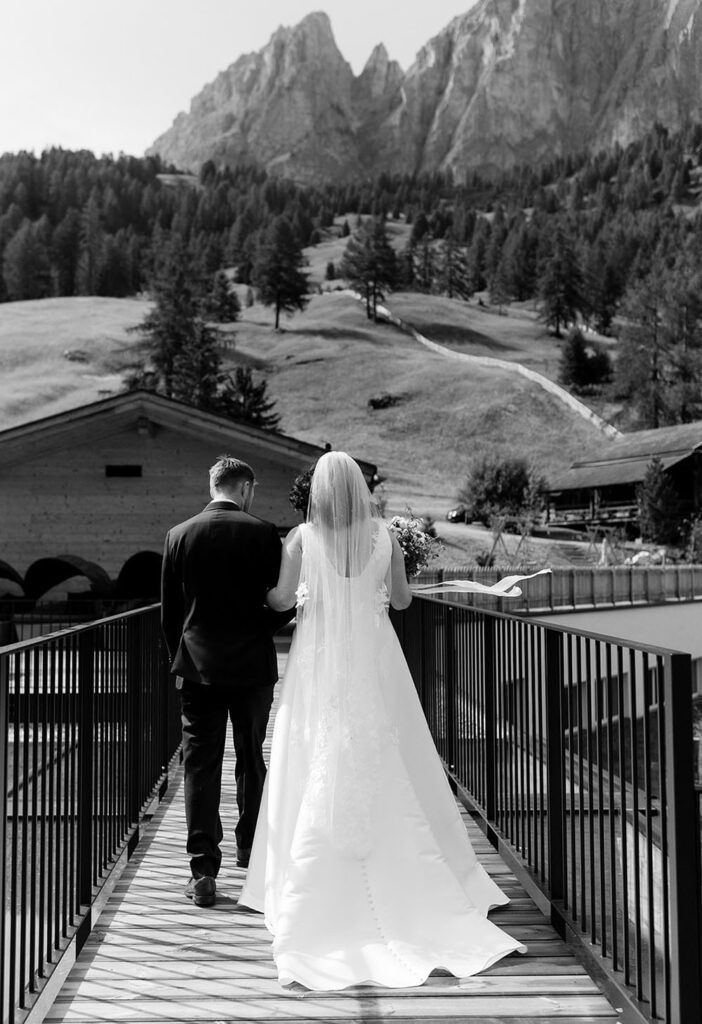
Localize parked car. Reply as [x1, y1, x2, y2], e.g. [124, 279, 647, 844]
[446, 505, 469, 523]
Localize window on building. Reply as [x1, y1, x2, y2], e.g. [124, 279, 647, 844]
[105, 465, 142, 477]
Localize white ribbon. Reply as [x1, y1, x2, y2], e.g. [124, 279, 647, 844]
[411, 568, 551, 598]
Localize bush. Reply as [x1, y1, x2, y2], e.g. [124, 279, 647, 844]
[559, 327, 612, 391]
[458, 455, 546, 524]
[475, 549, 495, 567]
[368, 393, 400, 410]
[686, 516, 702, 562]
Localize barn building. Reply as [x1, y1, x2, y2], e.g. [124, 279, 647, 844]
[0, 391, 378, 599]
[547, 421, 702, 531]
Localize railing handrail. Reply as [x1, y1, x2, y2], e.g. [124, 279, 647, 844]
[412, 592, 691, 657]
[0, 601, 160, 655]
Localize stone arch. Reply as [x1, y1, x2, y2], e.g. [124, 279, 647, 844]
[23, 556, 113, 601]
[0, 559, 25, 596]
[115, 551, 161, 600]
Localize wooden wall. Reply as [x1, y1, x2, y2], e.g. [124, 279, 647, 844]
[0, 422, 307, 578]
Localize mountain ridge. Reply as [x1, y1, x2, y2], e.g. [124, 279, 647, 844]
[147, 1, 701, 182]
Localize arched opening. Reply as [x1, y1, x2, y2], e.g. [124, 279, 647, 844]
[0, 559, 24, 598]
[115, 551, 162, 600]
[23, 555, 113, 602]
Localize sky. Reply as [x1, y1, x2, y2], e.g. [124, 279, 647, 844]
[1, 0, 476, 158]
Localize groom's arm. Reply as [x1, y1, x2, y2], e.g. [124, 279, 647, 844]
[262, 524, 296, 632]
[160, 531, 184, 665]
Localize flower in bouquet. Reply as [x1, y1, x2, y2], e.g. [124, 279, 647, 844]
[387, 510, 440, 577]
[289, 464, 316, 518]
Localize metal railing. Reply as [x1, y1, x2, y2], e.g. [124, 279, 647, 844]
[0, 605, 181, 1024]
[0, 598, 149, 642]
[417, 565, 702, 614]
[393, 597, 702, 1024]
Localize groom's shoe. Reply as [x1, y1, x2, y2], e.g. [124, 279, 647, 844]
[236, 847, 251, 868]
[185, 875, 216, 907]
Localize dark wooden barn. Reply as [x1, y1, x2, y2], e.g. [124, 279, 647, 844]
[547, 421, 702, 531]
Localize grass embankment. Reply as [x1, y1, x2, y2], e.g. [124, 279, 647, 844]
[0, 296, 148, 425]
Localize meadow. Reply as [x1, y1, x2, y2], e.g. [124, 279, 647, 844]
[0, 283, 608, 567]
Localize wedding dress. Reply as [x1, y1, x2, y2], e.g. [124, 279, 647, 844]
[239, 453, 526, 990]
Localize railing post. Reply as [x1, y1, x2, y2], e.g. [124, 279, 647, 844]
[77, 630, 94, 944]
[444, 605, 456, 779]
[0, 645, 9, 1023]
[127, 614, 143, 835]
[545, 627, 565, 925]
[483, 615, 497, 826]
[664, 652, 702, 1024]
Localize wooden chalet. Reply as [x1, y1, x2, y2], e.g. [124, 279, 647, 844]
[547, 420, 702, 530]
[0, 390, 378, 594]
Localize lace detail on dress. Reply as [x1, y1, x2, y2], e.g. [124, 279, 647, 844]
[374, 583, 390, 626]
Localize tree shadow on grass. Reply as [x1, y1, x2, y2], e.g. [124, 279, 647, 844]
[282, 325, 375, 342]
[413, 322, 518, 353]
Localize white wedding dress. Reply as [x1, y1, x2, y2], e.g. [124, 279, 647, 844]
[240, 487, 525, 990]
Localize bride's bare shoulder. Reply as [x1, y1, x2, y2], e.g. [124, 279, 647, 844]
[283, 524, 304, 553]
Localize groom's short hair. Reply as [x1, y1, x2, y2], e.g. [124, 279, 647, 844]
[209, 455, 256, 492]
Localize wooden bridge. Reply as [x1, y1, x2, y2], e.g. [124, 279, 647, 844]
[38, 642, 620, 1024]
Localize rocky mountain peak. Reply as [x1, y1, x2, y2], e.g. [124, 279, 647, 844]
[148, 0, 702, 183]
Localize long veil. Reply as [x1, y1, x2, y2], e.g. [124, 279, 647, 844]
[295, 452, 388, 859]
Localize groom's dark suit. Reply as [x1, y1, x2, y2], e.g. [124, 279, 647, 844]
[161, 499, 287, 879]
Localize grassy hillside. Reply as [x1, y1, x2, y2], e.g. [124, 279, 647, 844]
[0, 296, 148, 425]
[0, 291, 606, 535]
[230, 291, 604, 508]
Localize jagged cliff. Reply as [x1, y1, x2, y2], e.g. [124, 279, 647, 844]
[148, 1, 702, 181]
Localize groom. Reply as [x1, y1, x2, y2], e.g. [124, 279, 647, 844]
[161, 454, 291, 908]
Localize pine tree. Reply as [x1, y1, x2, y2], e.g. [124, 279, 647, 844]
[412, 237, 435, 293]
[170, 319, 223, 410]
[559, 328, 589, 388]
[637, 457, 682, 546]
[489, 253, 512, 310]
[340, 217, 397, 320]
[76, 193, 105, 295]
[435, 234, 472, 300]
[538, 223, 584, 337]
[252, 217, 309, 329]
[205, 270, 241, 323]
[217, 366, 280, 430]
[129, 233, 209, 398]
[616, 264, 670, 428]
[2, 219, 51, 299]
[52, 207, 82, 295]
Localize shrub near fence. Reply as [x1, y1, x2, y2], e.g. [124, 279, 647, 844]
[0, 605, 180, 1024]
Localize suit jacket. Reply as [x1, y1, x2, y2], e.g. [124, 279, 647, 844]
[161, 500, 289, 687]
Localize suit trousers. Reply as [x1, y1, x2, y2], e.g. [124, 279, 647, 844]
[180, 679, 275, 878]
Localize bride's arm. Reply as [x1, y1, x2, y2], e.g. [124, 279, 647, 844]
[266, 526, 303, 611]
[387, 531, 412, 610]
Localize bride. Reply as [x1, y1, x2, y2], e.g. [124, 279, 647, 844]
[239, 451, 526, 989]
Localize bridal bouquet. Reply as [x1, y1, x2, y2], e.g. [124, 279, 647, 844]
[388, 512, 440, 578]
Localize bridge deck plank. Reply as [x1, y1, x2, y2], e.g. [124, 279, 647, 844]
[43, 646, 619, 1023]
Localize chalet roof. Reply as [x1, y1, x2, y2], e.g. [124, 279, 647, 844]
[0, 390, 378, 482]
[549, 421, 702, 492]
